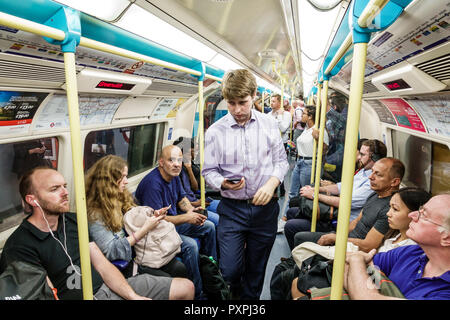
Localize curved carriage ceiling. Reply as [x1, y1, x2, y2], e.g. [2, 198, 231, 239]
[136, 0, 301, 95]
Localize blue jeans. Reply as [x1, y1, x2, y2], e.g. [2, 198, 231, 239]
[207, 199, 220, 213]
[206, 210, 220, 226]
[283, 159, 313, 217]
[176, 220, 217, 299]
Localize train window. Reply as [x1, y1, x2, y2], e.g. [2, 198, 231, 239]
[0, 137, 59, 233]
[83, 123, 165, 176]
[431, 142, 450, 195]
[193, 89, 226, 139]
[391, 130, 450, 195]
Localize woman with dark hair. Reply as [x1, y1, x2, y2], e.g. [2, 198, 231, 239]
[278, 106, 330, 232]
[379, 187, 431, 252]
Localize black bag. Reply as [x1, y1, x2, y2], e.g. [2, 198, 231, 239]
[199, 255, 231, 300]
[289, 196, 301, 208]
[270, 256, 300, 300]
[296, 197, 338, 222]
[0, 260, 55, 300]
[296, 254, 333, 294]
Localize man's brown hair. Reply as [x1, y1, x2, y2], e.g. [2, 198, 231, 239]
[221, 69, 257, 100]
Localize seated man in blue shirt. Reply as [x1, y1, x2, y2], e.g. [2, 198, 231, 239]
[345, 194, 450, 300]
[284, 139, 386, 249]
[135, 145, 217, 299]
[172, 136, 220, 226]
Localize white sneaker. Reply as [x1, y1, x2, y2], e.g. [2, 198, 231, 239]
[277, 218, 287, 233]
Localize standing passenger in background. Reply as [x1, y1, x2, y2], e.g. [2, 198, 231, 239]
[292, 97, 305, 148]
[202, 69, 289, 300]
[12, 139, 53, 179]
[269, 94, 292, 151]
[313, 91, 348, 182]
[278, 105, 329, 233]
[269, 94, 291, 198]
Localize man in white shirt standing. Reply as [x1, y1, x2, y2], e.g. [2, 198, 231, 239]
[292, 98, 305, 147]
[269, 94, 292, 150]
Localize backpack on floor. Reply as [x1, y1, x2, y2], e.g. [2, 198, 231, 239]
[0, 260, 56, 300]
[270, 256, 300, 300]
[296, 254, 333, 294]
[199, 255, 231, 300]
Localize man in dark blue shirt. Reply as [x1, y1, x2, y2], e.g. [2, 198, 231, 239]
[135, 145, 217, 299]
[345, 194, 450, 299]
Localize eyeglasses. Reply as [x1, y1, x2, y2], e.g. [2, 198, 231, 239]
[415, 206, 448, 230]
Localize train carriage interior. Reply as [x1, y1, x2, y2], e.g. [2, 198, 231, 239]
[0, 0, 449, 301]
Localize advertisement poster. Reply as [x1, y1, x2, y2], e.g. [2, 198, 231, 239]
[0, 91, 48, 135]
[405, 96, 450, 137]
[0, 28, 198, 85]
[365, 99, 397, 125]
[35, 94, 125, 130]
[337, 1, 450, 84]
[151, 98, 186, 120]
[379, 98, 426, 132]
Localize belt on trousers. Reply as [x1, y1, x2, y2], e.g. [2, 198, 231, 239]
[222, 196, 278, 205]
[298, 156, 312, 160]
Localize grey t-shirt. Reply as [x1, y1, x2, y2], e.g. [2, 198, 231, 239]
[349, 192, 391, 239]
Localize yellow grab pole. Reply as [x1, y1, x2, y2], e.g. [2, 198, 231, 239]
[310, 80, 328, 232]
[324, 33, 352, 75]
[261, 91, 265, 113]
[79, 37, 201, 77]
[307, 94, 314, 105]
[198, 80, 206, 209]
[330, 42, 368, 300]
[289, 88, 294, 142]
[63, 52, 93, 300]
[0, 12, 65, 41]
[310, 84, 321, 184]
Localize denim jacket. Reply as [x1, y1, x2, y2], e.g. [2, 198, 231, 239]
[89, 220, 132, 262]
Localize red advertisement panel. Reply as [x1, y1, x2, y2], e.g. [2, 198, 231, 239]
[379, 98, 426, 132]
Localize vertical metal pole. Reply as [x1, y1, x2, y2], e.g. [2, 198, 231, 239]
[310, 84, 321, 184]
[198, 80, 206, 208]
[261, 91, 265, 113]
[310, 80, 328, 232]
[63, 52, 93, 300]
[330, 42, 368, 300]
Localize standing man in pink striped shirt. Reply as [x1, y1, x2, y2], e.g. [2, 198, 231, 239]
[202, 69, 289, 299]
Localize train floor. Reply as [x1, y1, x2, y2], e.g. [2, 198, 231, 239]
[259, 151, 296, 300]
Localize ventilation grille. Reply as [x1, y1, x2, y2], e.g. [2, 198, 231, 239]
[416, 53, 450, 82]
[363, 80, 379, 94]
[0, 58, 67, 83]
[146, 80, 198, 94]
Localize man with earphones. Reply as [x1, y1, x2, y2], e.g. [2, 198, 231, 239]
[0, 167, 194, 300]
[283, 139, 387, 250]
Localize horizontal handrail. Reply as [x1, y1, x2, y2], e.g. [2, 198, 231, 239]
[0, 10, 222, 80]
[323, 0, 390, 76]
[358, 0, 389, 28]
[79, 37, 201, 77]
[0, 11, 65, 40]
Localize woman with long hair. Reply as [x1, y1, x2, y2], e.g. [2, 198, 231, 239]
[86, 155, 187, 278]
[379, 186, 431, 252]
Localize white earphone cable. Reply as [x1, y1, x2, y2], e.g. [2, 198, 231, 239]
[34, 200, 81, 276]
